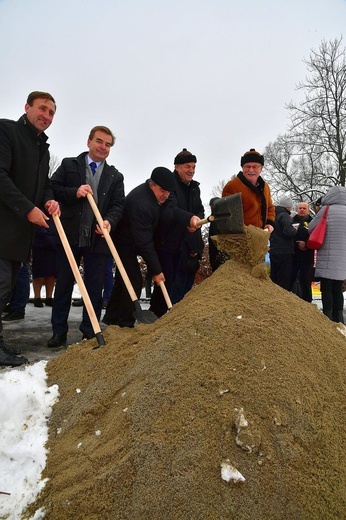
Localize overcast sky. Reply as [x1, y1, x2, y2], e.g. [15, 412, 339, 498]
[1, 0, 345, 206]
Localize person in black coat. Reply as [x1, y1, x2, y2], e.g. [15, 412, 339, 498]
[103, 167, 201, 328]
[0, 91, 59, 366]
[47, 126, 124, 347]
[150, 149, 205, 317]
[269, 195, 298, 290]
[290, 201, 314, 302]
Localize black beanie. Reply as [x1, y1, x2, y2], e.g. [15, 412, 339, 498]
[240, 148, 264, 166]
[174, 148, 197, 165]
[150, 167, 176, 191]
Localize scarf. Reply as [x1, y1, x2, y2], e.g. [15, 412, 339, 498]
[79, 160, 104, 247]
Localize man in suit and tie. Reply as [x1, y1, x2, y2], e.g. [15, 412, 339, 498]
[47, 126, 124, 347]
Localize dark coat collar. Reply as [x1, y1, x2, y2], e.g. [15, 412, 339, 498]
[19, 114, 49, 143]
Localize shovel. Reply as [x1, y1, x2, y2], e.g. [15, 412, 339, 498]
[159, 281, 173, 311]
[86, 193, 157, 325]
[53, 214, 106, 348]
[196, 193, 244, 234]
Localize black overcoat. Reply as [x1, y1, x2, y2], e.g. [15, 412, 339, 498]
[51, 152, 125, 254]
[0, 115, 54, 262]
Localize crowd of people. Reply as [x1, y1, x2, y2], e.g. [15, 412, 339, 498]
[1, 90, 345, 368]
[269, 189, 346, 325]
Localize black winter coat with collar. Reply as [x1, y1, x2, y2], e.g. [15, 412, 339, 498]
[0, 115, 54, 262]
[51, 152, 124, 253]
[270, 205, 297, 256]
[292, 212, 314, 266]
[114, 181, 193, 275]
[155, 171, 205, 256]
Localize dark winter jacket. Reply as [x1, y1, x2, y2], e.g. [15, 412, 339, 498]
[114, 181, 193, 275]
[51, 152, 124, 253]
[309, 185, 346, 280]
[0, 115, 54, 262]
[292, 213, 314, 267]
[155, 171, 205, 256]
[270, 206, 297, 256]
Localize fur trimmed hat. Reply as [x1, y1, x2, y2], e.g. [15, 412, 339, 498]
[150, 167, 176, 191]
[240, 148, 264, 166]
[174, 148, 197, 165]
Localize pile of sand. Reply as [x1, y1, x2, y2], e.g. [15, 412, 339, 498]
[30, 228, 346, 519]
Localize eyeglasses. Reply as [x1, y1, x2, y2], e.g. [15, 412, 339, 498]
[243, 165, 262, 170]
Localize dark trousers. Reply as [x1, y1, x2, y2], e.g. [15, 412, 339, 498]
[150, 249, 179, 317]
[290, 260, 314, 302]
[320, 278, 344, 322]
[52, 245, 109, 337]
[150, 245, 196, 318]
[270, 253, 292, 291]
[10, 262, 30, 313]
[102, 257, 114, 301]
[103, 246, 142, 328]
[170, 245, 196, 304]
[0, 258, 21, 340]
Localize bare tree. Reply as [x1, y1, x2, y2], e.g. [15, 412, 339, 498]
[264, 37, 346, 203]
[286, 37, 346, 186]
[264, 134, 335, 204]
[210, 179, 229, 199]
[49, 153, 60, 178]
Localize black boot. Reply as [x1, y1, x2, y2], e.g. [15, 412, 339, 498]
[323, 309, 333, 320]
[47, 334, 67, 348]
[2, 343, 22, 355]
[0, 347, 28, 367]
[332, 310, 345, 324]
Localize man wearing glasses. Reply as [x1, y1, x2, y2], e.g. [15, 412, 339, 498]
[222, 148, 275, 232]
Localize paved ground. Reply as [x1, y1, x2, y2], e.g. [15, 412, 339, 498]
[1, 298, 106, 364]
[1, 286, 151, 365]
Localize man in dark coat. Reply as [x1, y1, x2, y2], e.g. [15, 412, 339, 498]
[47, 126, 124, 347]
[0, 91, 59, 366]
[269, 195, 298, 290]
[150, 148, 205, 317]
[103, 167, 201, 328]
[290, 202, 314, 302]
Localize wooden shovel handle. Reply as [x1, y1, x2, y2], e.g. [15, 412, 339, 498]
[159, 281, 173, 310]
[86, 193, 138, 302]
[195, 215, 215, 226]
[53, 214, 105, 345]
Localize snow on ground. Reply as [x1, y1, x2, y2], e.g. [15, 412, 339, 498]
[0, 362, 59, 519]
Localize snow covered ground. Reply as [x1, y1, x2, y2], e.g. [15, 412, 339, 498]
[0, 362, 59, 519]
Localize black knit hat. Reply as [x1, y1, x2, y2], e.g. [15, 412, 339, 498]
[174, 148, 197, 165]
[150, 167, 176, 191]
[240, 148, 264, 166]
[314, 196, 323, 207]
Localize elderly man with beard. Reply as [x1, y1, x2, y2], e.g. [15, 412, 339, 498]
[222, 148, 275, 231]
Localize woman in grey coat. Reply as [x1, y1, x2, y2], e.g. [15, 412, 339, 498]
[309, 185, 346, 323]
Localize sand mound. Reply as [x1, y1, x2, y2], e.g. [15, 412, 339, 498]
[30, 244, 346, 519]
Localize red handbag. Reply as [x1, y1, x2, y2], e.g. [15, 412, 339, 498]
[307, 206, 330, 250]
